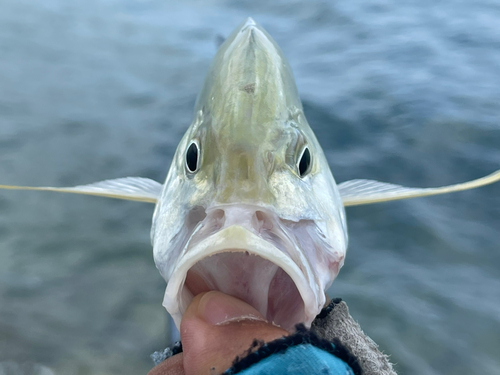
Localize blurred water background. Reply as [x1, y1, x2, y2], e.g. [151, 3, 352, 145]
[0, 1, 499, 374]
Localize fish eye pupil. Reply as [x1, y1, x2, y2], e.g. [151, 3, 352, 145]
[298, 147, 311, 177]
[186, 142, 199, 173]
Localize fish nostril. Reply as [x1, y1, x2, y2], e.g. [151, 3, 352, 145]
[212, 209, 225, 230]
[187, 206, 207, 227]
[254, 210, 273, 231]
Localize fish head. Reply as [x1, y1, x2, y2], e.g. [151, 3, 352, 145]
[152, 18, 347, 331]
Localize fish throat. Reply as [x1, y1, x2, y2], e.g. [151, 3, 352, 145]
[186, 252, 304, 328]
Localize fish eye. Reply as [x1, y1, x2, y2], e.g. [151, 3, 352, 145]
[185, 141, 200, 173]
[297, 146, 311, 178]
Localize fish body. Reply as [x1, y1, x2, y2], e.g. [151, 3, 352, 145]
[1, 18, 499, 331]
[153, 18, 347, 329]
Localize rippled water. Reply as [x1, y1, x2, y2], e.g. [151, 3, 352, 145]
[0, 1, 499, 374]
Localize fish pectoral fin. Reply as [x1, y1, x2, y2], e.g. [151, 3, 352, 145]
[338, 169, 500, 206]
[0, 177, 162, 203]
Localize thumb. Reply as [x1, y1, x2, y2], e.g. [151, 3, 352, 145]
[181, 291, 289, 375]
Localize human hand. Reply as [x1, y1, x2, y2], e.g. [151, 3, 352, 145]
[148, 291, 289, 375]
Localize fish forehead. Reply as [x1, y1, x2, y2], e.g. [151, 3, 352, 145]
[195, 18, 303, 136]
[155, 18, 345, 227]
[187, 18, 314, 205]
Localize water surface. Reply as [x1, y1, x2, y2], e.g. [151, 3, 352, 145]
[0, 1, 499, 374]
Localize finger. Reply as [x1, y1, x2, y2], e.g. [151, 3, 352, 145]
[181, 291, 289, 375]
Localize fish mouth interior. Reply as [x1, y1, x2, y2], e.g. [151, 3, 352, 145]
[184, 250, 306, 331]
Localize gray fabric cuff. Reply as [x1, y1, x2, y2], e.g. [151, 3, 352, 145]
[311, 298, 397, 375]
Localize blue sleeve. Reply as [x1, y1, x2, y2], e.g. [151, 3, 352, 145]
[223, 325, 360, 375]
[233, 343, 355, 375]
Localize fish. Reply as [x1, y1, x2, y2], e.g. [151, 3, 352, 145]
[1, 18, 499, 331]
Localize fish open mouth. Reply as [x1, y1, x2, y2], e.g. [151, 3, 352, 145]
[185, 251, 305, 329]
[160, 204, 342, 331]
[162, 224, 318, 331]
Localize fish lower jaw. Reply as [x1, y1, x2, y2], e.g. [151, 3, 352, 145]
[162, 225, 321, 332]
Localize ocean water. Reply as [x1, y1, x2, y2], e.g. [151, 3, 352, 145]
[0, 1, 499, 374]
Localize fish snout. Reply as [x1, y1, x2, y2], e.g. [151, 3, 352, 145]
[208, 205, 275, 233]
[186, 205, 284, 248]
